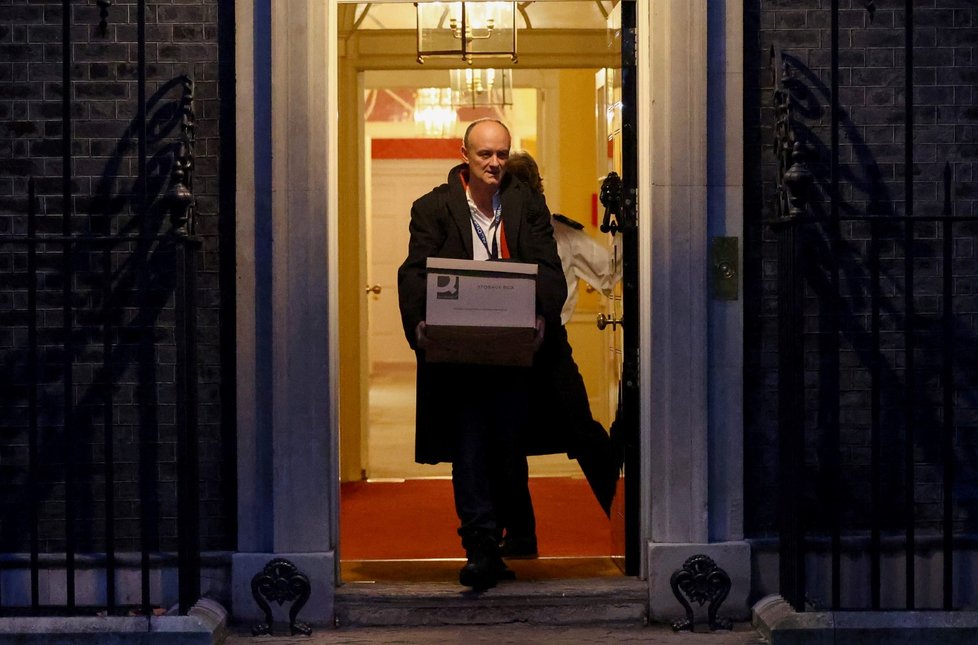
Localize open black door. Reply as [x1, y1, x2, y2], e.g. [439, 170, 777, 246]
[620, 0, 641, 575]
[618, 0, 640, 578]
[616, 0, 641, 575]
[600, 0, 639, 576]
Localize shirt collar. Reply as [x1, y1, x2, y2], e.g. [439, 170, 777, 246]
[459, 168, 501, 220]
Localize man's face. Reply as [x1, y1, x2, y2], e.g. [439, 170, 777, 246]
[462, 121, 511, 191]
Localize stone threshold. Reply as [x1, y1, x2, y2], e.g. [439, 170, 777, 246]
[335, 575, 649, 627]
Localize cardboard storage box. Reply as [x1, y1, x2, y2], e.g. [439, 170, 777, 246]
[424, 257, 537, 366]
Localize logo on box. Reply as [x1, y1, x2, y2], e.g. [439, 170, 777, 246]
[434, 275, 459, 300]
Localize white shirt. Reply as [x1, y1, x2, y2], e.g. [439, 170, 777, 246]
[465, 189, 502, 261]
[553, 218, 622, 325]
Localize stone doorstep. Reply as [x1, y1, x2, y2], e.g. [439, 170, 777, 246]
[335, 578, 650, 627]
[753, 594, 978, 645]
[0, 598, 227, 645]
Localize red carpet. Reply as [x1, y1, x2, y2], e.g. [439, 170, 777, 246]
[340, 477, 613, 560]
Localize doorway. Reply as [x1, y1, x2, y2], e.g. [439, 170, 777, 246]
[231, 0, 746, 622]
[335, 1, 632, 580]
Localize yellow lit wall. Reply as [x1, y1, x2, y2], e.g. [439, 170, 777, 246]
[556, 69, 599, 231]
[555, 69, 612, 428]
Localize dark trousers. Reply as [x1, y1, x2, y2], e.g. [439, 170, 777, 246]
[450, 365, 531, 542]
[501, 328, 620, 539]
[497, 455, 536, 541]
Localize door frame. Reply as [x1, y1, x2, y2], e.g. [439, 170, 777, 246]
[331, 0, 630, 540]
[232, 0, 747, 624]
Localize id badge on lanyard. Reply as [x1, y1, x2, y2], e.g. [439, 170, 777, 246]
[472, 214, 500, 260]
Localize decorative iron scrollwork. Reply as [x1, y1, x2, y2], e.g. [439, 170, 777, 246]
[784, 141, 814, 217]
[96, 1, 112, 37]
[771, 46, 812, 220]
[251, 558, 313, 636]
[163, 76, 197, 236]
[669, 554, 732, 632]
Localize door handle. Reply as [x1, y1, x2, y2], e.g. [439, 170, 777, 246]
[596, 313, 621, 331]
[365, 284, 382, 295]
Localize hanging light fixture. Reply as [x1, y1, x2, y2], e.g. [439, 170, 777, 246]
[416, 2, 518, 64]
[413, 88, 458, 137]
[450, 68, 513, 108]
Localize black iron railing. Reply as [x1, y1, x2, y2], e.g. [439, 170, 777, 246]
[0, 0, 201, 617]
[771, 0, 977, 612]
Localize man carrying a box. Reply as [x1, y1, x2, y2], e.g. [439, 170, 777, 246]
[397, 119, 566, 591]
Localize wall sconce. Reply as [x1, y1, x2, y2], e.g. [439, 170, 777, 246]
[450, 68, 512, 108]
[416, 2, 518, 64]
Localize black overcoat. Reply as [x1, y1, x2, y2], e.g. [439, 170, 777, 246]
[397, 164, 567, 464]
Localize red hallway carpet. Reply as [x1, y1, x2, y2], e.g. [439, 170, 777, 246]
[340, 477, 613, 560]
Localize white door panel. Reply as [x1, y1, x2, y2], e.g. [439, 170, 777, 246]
[367, 159, 449, 370]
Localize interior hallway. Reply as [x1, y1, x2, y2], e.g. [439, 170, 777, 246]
[340, 362, 619, 581]
[365, 362, 586, 481]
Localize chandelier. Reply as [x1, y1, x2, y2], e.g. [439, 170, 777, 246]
[413, 88, 458, 137]
[416, 2, 518, 64]
[450, 68, 512, 108]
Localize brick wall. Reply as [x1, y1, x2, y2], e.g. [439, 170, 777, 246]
[0, 0, 230, 553]
[745, 0, 978, 536]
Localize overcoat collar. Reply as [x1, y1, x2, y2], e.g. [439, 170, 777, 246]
[446, 163, 523, 260]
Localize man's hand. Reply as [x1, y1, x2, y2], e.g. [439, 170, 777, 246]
[532, 315, 545, 351]
[415, 321, 430, 350]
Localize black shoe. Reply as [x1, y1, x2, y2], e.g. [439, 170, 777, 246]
[499, 535, 538, 559]
[459, 558, 497, 591]
[459, 533, 500, 591]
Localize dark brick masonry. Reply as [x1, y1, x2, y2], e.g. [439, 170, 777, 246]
[0, 0, 230, 553]
[744, 1, 978, 537]
[3, 0, 977, 589]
